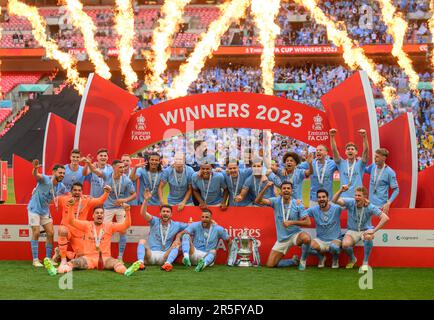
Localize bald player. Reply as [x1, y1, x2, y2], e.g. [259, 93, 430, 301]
[300, 145, 337, 207]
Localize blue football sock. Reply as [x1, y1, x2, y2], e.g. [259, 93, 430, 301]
[30, 240, 38, 260]
[137, 243, 146, 262]
[363, 240, 374, 264]
[277, 259, 297, 267]
[118, 234, 127, 258]
[204, 252, 215, 266]
[181, 234, 190, 255]
[166, 247, 179, 264]
[309, 248, 323, 258]
[45, 243, 52, 259]
[330, 243, 341, 262]
[301, 243, 310, 261]
[344, 246, 356, 261]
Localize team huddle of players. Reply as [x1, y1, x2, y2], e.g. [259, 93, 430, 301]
[27, 128, 398, 275]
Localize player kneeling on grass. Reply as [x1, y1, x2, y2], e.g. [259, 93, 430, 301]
[43, 202, 140, 277]
[332, 185, 390, 271]
[303, 189, 344, 269]
[55, 183, 111, 273]
[181, 209, 232, 272]
[136, 189, 188, 272]
[255, 181, 311, 271]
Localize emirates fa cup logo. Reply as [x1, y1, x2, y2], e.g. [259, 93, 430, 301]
[312, 114, 323, 131]
[136, 114, 146, 130]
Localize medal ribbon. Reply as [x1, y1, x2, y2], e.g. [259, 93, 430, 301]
[93, 225, 104, 251]
[281, 198, 292, 221]
[160, 221, 171, 250]
[315, 160, 327, 186]
[373, 165, 386, 193]
[347, 160, 356, 185]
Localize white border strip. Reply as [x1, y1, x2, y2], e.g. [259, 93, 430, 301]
[42, 112, 52, 175]
[407, 112, 418, 208]
[73, 73, 94, 149]
[359, 71, 380, 162]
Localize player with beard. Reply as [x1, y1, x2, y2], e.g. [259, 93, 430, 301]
[130, 152, 162, 205]
[299, 145, 337, 207]
[158, 153, 194, 211]
[82, 148, 113, 198]
[85, 159, 136, 261]
[191, 162, 228, 210]
[255, 181, 311, 270]
[28, 161, 68, 267]
[221, 160, 252, 207]
[236, 158, 280, 206]
[180, 208, 232, 272]
[333, 185, 390, 271]
[303, 189, 344, 269]
[62, 149, 86, 191]
[330, 128, 369, 197]
[136, 189, 188, 271]
[44, 202, 140, 276]
[274, 152, 314, 201]
[365, 148, 399, 215]
[54, 182, 111, 273]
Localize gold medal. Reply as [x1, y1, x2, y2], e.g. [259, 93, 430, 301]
[96, 246, 100, 252]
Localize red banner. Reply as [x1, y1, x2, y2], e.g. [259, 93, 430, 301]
[119, 92, 330, 156]
[1, 205, 434, 267]
[321, 71, 379, 161]
[73, 73, 138, 159]
[379, 113, 418, 208]
[43, 113, 75, 175]
[416, 165, 434, 208]
[12, 154, 34, 204]
[212, 44, 428, 56]
[0, 161, 7, 202]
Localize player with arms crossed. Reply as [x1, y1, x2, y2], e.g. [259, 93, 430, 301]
[28, 160, 68, 267]
[303, 189, 344, 269]
[255, 181, 311, 271]
[181, 209, 232, 272]
[44, 202, 140, 276]
[329, 128, 369, 197]
[136, 189, 188, 271]
[332, 185, 390, 271]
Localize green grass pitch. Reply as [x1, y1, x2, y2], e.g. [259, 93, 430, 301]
[3, 179, 434, 300]
[0, 262, 433, 300]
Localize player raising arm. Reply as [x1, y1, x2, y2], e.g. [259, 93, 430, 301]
[255, 181, 311, 271]
[136, 189, 188, 272]
[332, 185, 390, 271]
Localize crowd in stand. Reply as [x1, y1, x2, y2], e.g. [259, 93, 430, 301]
[1, 1, 433, 51]
[0, 105, 29, 138]
[137, 63, 433, 171]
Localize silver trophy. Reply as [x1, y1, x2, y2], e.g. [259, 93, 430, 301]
[238, 231, 253, 267]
